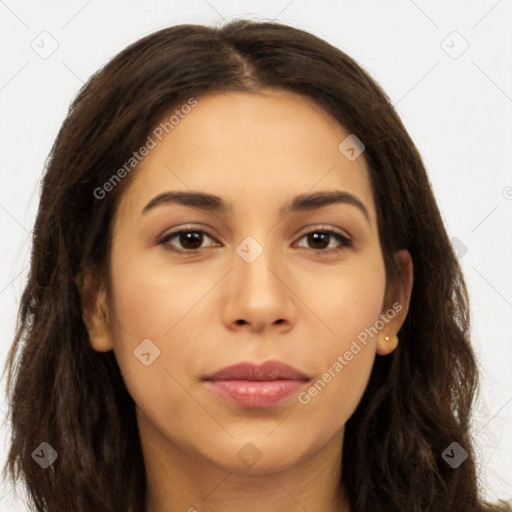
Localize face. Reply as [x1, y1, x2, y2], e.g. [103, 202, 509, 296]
[87, 89, 410, 475]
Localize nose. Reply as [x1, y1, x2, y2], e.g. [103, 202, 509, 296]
[221, 238, 297, 334]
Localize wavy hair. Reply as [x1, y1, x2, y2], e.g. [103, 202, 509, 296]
[3, 19, 509, 512]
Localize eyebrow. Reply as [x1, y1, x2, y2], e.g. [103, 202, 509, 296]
[142, 190, 370, 224]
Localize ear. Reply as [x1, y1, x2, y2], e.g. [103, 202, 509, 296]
[376, 249, 413, 356]
[76, 267, 114, 352]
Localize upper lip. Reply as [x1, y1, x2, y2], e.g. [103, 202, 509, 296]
[203, 361, 310, 381]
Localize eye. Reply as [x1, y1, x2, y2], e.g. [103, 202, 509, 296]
[158, 228, 218, 253]
[295, 228, 353, 255]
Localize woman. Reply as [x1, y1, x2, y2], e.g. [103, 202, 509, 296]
[2, 19, 510, 512]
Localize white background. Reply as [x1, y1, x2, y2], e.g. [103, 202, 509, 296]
[1, 0, 511, 509]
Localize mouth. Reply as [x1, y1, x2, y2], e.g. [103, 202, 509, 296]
[202, 360, 310, 408]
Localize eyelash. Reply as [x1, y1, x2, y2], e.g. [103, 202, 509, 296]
[158, 226, 353, 257]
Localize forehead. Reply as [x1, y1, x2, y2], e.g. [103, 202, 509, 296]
[116, 89, 375, 224]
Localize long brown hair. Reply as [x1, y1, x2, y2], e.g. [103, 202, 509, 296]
[2, 19, 509, 512]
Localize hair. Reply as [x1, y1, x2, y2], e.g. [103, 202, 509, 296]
[2, 18, 510, 512]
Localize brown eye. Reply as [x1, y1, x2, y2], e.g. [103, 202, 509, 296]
[296, 229, 353, 254]
[159, 229, 217, 253]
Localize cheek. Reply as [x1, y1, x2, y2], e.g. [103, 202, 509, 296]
[297, 253, 386, 417]
[108, 239, 211, 345]
[310, 250, 386, 350]
[296, 344, 375, 440]
[106, 242, 218, 417]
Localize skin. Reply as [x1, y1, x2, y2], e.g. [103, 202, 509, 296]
[83, 89, 413, 512]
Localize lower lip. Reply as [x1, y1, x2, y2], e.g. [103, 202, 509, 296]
[205, 379, 307, 408]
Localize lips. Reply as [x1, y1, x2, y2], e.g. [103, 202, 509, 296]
[203, 361, 310, 382]
[202, 361, 310, 408]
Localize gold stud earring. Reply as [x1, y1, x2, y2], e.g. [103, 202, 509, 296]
[377, 333, 399, 356]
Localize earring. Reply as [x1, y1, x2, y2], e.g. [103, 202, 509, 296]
[377, 333, 399, 355]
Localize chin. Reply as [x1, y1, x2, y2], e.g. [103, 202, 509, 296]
[199, 434, 321, 476]
[218, 452, 301, 476]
